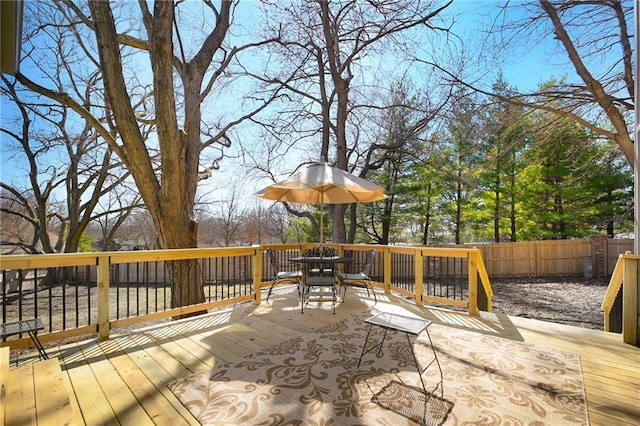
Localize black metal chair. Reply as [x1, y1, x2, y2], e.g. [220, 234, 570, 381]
[265, 248, 303, 301]
[338, 249, 377, 303]
[303, 247, 336, 276]
[300, 247, 339, 314]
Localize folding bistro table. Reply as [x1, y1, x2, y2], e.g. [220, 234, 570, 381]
[1, 318, 49, 360]
[358, 312, 443, 396]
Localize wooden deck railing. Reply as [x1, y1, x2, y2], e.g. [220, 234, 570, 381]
[602, 252, 639, 345]
[1, 244, 493, 349]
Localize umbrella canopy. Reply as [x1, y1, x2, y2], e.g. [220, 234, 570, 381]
[256, 162, 387, 243]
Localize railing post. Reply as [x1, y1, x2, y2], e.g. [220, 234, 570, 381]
[383, 248, 391, 295]
[414, 249, 423, 306]
[97, 255, 110, 341]
[468, 251, 479, 316]
[253, 247, 262, 305]
[622, 256, 638, 345]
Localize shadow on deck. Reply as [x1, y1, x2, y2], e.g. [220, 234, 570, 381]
[6, 284, 640, 425]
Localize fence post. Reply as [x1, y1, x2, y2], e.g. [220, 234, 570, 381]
[97, 255, 110, 341]
[253, 247, 262, 305]
[414, 249, 423, 306]
[535, 241, 540, 277]
[622, 256, 638, 345]
[468, 251, 479, 316]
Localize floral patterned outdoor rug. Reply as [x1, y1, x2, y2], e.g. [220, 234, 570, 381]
[169, 313, 588, 425]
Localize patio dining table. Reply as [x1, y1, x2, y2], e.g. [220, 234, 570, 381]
[290, 255, 353, 267]
[290, 256, 353, 280]
[290, 256, 352, 313]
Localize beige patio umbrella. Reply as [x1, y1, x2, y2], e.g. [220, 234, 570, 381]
[256, 162, 387, 244]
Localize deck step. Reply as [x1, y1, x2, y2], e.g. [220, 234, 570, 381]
[1, 346, 9, 425]
[6, 357, 82, 425]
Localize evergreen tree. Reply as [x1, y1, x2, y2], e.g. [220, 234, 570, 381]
[517, 113, 600, 239]
[359, 80, 429, 245]
[438, 90, 483, 244]
[476, 75, 529, 242]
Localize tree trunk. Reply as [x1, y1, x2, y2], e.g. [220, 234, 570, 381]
[347, 203, 358, 244]
[332, 204, 348, 244]
[455, 172, 462, 245]
[319, 1, 350, 243]
[87, 1, 233, 311]
[422, 183, 432, 245]
[168, 259, 204, 310]
[494, 173, 501, 242]
[509, 155, 517, 242]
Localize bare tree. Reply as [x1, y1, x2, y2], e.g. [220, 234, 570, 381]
[263, 203, 296, 244]
[115, 210, 161, 250]
[209, 187, 246, 247]
[0, 188, 46, 254]
[12, 1, 281, 309]
[429, 1, 634, 168]
[0, 72, 134, 258]
[91, 186, 144, 251]
[254, 0, 454, 243]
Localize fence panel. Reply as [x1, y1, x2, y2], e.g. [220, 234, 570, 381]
[479, 242, 537, 277]
[607, 239, 634, 273]
[536, 240, 591, 276]
[474, 238, 632, 277]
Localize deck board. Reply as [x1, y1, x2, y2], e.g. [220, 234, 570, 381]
[1, 346, 8, 423]
[6, 289, 640, 425]
[58, 342, 116, 425]
[192, 326, 252, 362]
[105, 348, 190, 426]
[84, 340, 154, 425]
[6, 363, 36, 425]
[583, 373, 640, 394]
[59, 363, 83, 425]
[115, 335, 200, 425]
[33, 358, 73, 425]
[125, 332, 199, 380]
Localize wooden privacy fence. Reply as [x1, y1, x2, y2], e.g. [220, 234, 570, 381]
[469, 237, 633, 278]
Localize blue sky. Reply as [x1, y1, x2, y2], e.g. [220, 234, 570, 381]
[0, 0, 588, 205]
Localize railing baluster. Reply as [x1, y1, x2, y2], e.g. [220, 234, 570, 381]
[1, 245, 499, 348]
[115, 263, 121, 319]
[33, 268, 40, 330]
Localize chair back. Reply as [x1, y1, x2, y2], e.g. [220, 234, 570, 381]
[267, 248, 280, 273]
[362, 249, 377, 276]
[303, 247, 320, 257]
[302, 246, 337, 277]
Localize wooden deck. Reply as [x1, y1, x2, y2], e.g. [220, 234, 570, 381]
[5, 286, 640, 425]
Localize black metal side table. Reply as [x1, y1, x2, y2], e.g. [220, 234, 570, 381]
[358, 312, 443, 396]
[1, 318, 49, 360]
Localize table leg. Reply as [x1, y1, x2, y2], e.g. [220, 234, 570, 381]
[406, 332, 429, 395]
[28, 331, 48, 360]
[357, 324, 374, 368]
[407, 329, 443, 397]
[357, 325, 389, 368]
[424, 328, 443, 397]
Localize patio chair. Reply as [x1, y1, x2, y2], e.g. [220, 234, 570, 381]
[301, 247, 339, 314]
[302, 247, 337, 276]
[338, 249, 377, 303]
[265, 248, 303, 301]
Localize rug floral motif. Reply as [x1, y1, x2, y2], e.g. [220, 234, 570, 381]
[169, 313, 588, 425]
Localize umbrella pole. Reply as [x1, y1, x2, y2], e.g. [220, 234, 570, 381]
[319, 192, 324, 246]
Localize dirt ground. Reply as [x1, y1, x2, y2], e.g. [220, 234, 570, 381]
[489, 276, 610, 330]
